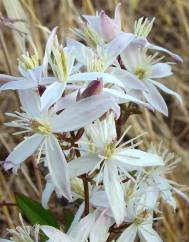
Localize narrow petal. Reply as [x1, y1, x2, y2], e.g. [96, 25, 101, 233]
[51, 94, 119, 133]
[90, 191, 109, 209]
[42, 180, 55, 209]
[41, 82, 65, 111]
[143, 82, 168, 116]
[4, 134, 44, 171]
[90, 213, 113, 242]
[68, 155, 99, 177]
[69, 213, 95, 242]
[41, 226, 70, 242]
[103, 161, 125, 225]
[18, 90, 41, 118]
[114, 3, 122, 27]
[150, 79, 182, 103]
[113, 68, 146, 90]
[0, 79, 36, 91]
[114, 149, 164, 169]
[149, 63, 173, 78]
[117, 224, 137, 242]
[0, 74, 22, 82]
[146, 42, 183, 63]
[138, 224, 163, 242]
[45, 135, 71, 200]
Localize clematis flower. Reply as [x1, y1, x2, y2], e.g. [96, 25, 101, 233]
[0, 214, 40, 242]
[116, 41, 182, 115]
[83, 3, 122, 42]
[4, 89, 118, 200]
[0, 27, 57, 92]
[41, 210, 112, 242]
[68, 112, 164, 225]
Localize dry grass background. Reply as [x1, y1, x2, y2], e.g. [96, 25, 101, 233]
[0, 0, 189, 241]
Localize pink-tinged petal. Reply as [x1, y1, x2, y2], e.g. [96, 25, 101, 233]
[149, 63, 173, 78]
[45, 135, 71, 201]
[4, 134, 44, 172]
[138, 224, 163, 242]
[18, 90, 41, 118]
[113, 68, 146, 90]
[69, 72, 124, 88]
[117, 224, 137, 242]
[143, 82, 168, 116]
[41, 226, 70, 242]
[68, 155, 99, 177]
[104, 33, 135, 69]
[90, 212, 113, 242]
[41, 82, 65, 111]
[146, 42, 183, 63]
[43, 27, 58, 75]
[103, 161, 125, 226]
[0, 79, 37, 91]
[149, 79, 182, 103]
[51, 94, 119, 133]
[69, 213, 95, 242]
[82, 14, 102, 35]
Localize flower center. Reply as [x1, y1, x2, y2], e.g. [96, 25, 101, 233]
[31, 120, 51, 135]
[19, 53, 39, 71]
[134, 68, 146, 80]
[133, 210, 149, 225]
[104, 143, 114, 159]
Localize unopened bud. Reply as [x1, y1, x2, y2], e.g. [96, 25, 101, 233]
[79, 79, 103, 100]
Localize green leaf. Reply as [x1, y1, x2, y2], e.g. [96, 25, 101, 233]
[15, 193, 60, 229]
[63, 208, 74, 231]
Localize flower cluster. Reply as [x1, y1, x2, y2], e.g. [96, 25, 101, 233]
[0, 3, 187, 242]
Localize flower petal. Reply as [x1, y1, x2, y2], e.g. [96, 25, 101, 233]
[103, 161, 125, 225]
[149, 63, 173, 78]
[51, 94, 119, 133]
[150, 79, 182, 103]
[41, 226, 69, 242]
[41, 82, 65, 111]
[4, 134, 44, 172]
[117, 224, 137, 242]
[143, 82, 168, 116]
[138, 224, 163, 242]
[42, 179, 55, 209]
[18, 90, 41, 118]
[68, 155, 99, 177]
[0, 79, 36, 91]
[45, 135, 71, 200]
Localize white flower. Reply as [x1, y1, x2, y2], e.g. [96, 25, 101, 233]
[4, 90, 118, 200]
[0, 27, 57, 92]
[0, 214, 40, 242]
[115, 40, 182, 115]
[68, 113, 164, 225]
[41, 210, 112, 242]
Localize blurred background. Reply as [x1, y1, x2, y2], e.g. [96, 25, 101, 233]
[0, 0, 189, 241]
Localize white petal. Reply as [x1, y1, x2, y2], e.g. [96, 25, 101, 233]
[150, 79, 182, 103]
[41, 226, 69, 242]
[90, 213, 113, 242]
[51, 94, 119, 133]
[68, 155, 99, 177]
[42, 180, 55, 209]
[138, 224, 163, 242]
[70, 214, 95, 242]
[117, 224, 137, 242]
[113, 68, 146, 90]
[90, 191, 109, 209]
[45, 135, 71, 200]
[4, 134, 44, 171]
[18, 90, 41, 118]
[43, 27, 58, 75]
[41, 82, 65, 111]
[0, 74, 22, 82]
[146, 42, 183, 63]
[0, 79, 36, 91]
[143, 82, 168, 116]
[103, 161, 125, 225]
[114, 149, 164, 169]
[149, 63, 173, 78]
